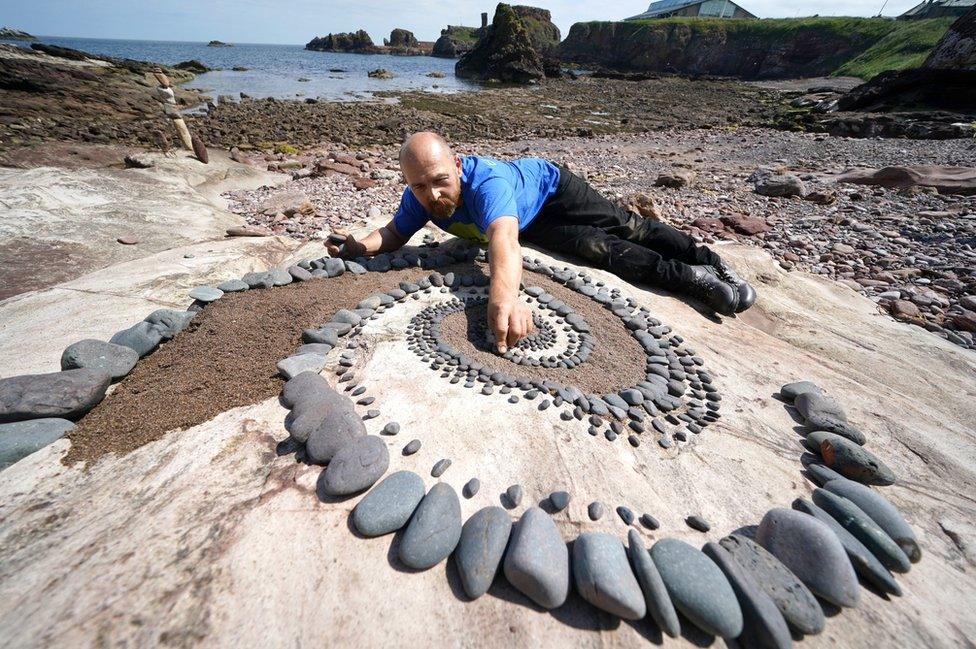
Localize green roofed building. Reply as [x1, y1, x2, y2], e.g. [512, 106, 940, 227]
[626, 0, 757, 20]
[900, 0, 975, 20]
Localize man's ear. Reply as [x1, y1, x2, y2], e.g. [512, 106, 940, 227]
[455, 154, 462, 173]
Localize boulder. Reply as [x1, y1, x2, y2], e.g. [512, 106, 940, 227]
[0, 369, 111, 423]
[305, 31, 378, 54]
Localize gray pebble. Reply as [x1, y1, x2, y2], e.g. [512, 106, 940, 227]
[352, 470, 425, 537]
[188, 285, 223, 302]
[756, 507, 860, 608]
[574, 532, 646, 619]
[627, 530, 680, 638]
[505, 484, 524, 508]
[0, 418, 75, 470]
[463, 478, 481, 498]
[651, 538, 743, 639]
[403, 439, 421, 455]
[549, 491, 570, 512]
[639, 513, 660, 530]
[381, 421, 400, 435]
[399, 482, 462, 569]
[718, 534, 825, 635]
[217, 279, 249, 292]
[276, 353, 327, 380]
[456, 506, 512, 599]
[824, 477, 920, 563]
[588, 501, 605, 521]
[812, 488, 910, 573]
[60, 339, 138, 379]
[686, 515, 711, 532]
[431, 458, 451, 477]
[320, 435, 390, 496]
[503, 507, 569, 609]
[0, 369, 111, 423]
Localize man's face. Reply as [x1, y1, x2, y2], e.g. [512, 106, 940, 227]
[402, 152, 462, 219]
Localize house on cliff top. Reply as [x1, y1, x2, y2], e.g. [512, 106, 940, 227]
[627, 0, 756, 20]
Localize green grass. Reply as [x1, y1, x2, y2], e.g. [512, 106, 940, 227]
[834, 17, 954, 78]
[580, 16, 954, 79]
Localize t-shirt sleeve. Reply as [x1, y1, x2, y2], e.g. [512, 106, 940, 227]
[472, 177, 519, 231]
[391, 188, 429, 240]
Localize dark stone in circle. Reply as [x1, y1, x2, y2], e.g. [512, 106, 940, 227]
[463, 478, 481, 498]
[588, 501, 605, 521]
[431, 458, 452, 477]
[640, 513, 660, 530]
[549, 491, 570, 512]
[617, 506, 635, 525]
[403, 439, 421, 455]
[687, 515, 711, 532]
[505, 484, 524, 508]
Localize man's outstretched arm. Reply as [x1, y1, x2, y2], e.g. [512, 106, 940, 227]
[486, 217, 534, 354]
[326, 219, 408, 259]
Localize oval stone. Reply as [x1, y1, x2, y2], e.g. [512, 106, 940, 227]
[352, 470, 425, 537]
[399, 482, 462, 570]
[792, 498, 901, 596]
[455, 506, 512, 599]
[824, 477, 920, 563]
[811, 489, 910, 573]
[321, 435, 389, 496]
[756, 508, 860, 608]
[60, 339, 139, 379]
[718, 534, 825, 636]
[819, 433, 895, 486]
[503, 507, 569, 609]
[627, 530, 679, 637]
[0, 369, 112, 423]
[703, 542, 792, 649]
[650, 538, 743, 639]
[574, 533, 646, 620]
[306, 405, 366, 463]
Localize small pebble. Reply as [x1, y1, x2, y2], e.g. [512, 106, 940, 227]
[431, 458, 452, 477]
[381, 421, 400, 435]
[640, 513, 660, 530]
[617, 506, 635, 525]
[403, 439, 421, 455]
[505, 484, 524, 508]
[549, 490, 571, 512]
[588, 501, 605, 521]
[687, 515, 711, 532]
[463, 478, 481, 498]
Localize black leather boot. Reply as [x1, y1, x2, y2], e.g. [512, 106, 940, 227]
[683, 265, 740, 316]
[713, 261, 757, 313]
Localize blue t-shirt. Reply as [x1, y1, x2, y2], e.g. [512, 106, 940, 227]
[392, 156, 560, 244]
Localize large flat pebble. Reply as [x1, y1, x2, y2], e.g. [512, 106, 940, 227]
[824, 477, 920, 563]
[574, 532, 646, 620]
[0, 369, 111, 423]
[399, 482, 462, 570]
[455, 506, 512, 599]
[60, 339, 138, 379]
[321, 435, 389, 496]
[503, 507, 569, 609]
[0, 418, 74, 470]
[352, 470, 425, 537]
[627, 530, 679, 637]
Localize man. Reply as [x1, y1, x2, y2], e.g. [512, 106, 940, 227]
[327, 132, 756, 354]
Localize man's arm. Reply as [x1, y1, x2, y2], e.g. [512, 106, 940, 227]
[325, 219, 408, 259]
[486, 217, 534, 354]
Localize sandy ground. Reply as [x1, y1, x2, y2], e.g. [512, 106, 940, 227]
[0, 153, 974, 647]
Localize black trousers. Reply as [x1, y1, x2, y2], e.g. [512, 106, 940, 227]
[522, 166, 721, 287]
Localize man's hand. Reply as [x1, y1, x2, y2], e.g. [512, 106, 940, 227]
[325, 230, 365, 259]
[488, 296, 534, 354]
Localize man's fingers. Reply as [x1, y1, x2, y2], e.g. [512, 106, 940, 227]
[493, 314, 509, 354]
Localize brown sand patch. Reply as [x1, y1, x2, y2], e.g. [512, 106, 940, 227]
[66, 268, 447, 465]
[66, 264, 648, 464]
[440, 272, 647, 394]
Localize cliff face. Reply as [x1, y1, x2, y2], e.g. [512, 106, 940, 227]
[455, 3, 545, 83]
[559, 18, 947, 80]
[454, 3, 561, 81]
[305, 30, 377, 53]
[432, 26, 483, 58]
[924, 6, 976, 70]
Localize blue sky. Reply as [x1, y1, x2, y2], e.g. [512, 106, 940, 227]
[1, 0, 926, 44]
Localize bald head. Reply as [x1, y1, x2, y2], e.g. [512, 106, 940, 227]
[399, 131, 454, 168]
[399, 131, 462, 219]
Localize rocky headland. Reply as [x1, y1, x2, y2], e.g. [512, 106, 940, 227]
[0, 27, 36, 41]
[432, 25, 483, 58]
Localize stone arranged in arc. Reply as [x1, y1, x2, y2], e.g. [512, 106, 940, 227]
[811, 488, 911, 573]
[320, 435, 390, 496]
[650, 538, 744, 639]
[0, 369, 112, 423]
[718, 534, 825, 636]
[823, 477, 920, 563]
[60, 339, 139, 379]
[702, 541, 792, 649]
[756, 508, 860, 608]
[455, 506, 513, 599]
[817, 432, 896, 486]
[0, 418, 75, 470]
[573, 532, 646, 619]
[503, 507, 569, 609]
[791, 498, 902, 596]
[626, 530, 679, 637]
[352, 470, 426, 537]
[399, 482, 462, 570]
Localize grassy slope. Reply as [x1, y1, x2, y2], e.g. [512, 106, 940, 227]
[834, 17, 954, 78]
[590, 16, 954, 79]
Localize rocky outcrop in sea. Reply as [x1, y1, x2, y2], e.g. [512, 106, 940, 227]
[455, 3, 560, 83]
[305, 30, 378, 54]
